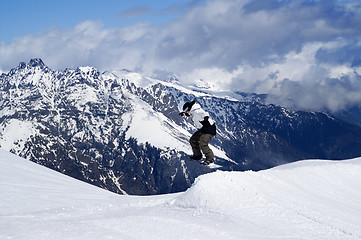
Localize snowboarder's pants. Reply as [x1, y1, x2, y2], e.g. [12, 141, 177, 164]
[189, 130, 215, 161]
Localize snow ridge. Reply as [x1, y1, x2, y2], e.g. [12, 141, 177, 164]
[1, 149, 361, 239]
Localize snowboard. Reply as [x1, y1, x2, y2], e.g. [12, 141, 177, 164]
[202, 162, 222, 169]
[189, 158, 222, 168]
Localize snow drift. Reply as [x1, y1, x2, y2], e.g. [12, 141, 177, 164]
[1, 148, 361, 239]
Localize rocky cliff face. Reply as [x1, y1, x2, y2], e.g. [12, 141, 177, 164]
[1, 59, 361, 194]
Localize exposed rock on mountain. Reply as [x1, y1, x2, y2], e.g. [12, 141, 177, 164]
[1, 59, 361, 194]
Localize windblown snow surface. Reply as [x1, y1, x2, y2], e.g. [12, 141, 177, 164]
[1, 148, 361, 240]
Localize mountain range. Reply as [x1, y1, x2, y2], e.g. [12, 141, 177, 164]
[1, 58, 361, 195]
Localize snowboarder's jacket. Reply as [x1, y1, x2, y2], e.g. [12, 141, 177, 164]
[181, 101, 216, 135]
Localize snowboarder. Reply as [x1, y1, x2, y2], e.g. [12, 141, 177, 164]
[179, 100, 216, 165]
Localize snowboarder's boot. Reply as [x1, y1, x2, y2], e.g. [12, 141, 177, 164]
[201, 159, 214, 165]
[189, 155, 202, 161]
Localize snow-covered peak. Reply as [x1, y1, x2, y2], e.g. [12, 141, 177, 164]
[29, 58, 46, 68]
[77, 66, 99, 75]
[14, 58, 47, 72]
[110, 69, 159, 89]
[2, 59, 53, 88]
[193, 78, 215, 89]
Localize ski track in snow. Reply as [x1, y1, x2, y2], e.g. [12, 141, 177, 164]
[1, 149, 361, 240]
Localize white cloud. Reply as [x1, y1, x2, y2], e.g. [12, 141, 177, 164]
[116, 6, 150, 19]
[1, 0, 361, 112]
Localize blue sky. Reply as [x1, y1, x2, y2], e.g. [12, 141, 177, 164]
[1, 0, 361, 112]
[0, 0, 197, 42]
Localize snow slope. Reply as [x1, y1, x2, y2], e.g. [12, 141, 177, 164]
[1, 148, 361, 240]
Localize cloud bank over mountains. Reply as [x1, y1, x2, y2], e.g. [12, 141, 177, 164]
[1, 0, 361, 112]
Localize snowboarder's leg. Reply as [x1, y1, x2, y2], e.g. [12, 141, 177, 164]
[199, 134, 214, 163]
[189, 130, 202, 160]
